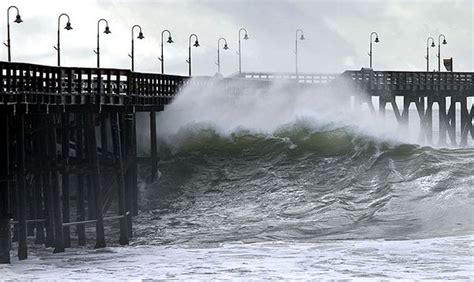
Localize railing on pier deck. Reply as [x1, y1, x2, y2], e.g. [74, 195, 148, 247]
[0, 61, 189, 111]
[237, 70, 474, 97]
[342, 69, 474, 95]
[236, 72, 338, 84]
[3, 61, 473, 110]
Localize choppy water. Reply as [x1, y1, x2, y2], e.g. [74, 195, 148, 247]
[138, 128, 474, 244]
[2, 79, 473, 279]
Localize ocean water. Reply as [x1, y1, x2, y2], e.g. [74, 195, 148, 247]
[2, 79, 473, 279]
[2, 236, 473, 279]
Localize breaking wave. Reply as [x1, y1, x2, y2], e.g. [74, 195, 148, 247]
[135, 120, 474, 245]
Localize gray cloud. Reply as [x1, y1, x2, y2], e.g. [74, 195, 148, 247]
[1, 0, 472, 75]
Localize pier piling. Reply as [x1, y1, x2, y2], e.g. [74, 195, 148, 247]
[85, 114, 106, 249]
[111, 113, 129, 245]
[0, 113, 10, 264]
[75, 113, 87, 246]
[150, 112, 158, 181]
[49, 114, 65, 254]
[16, 114, 28, 260]
[61, 113, 71, 248]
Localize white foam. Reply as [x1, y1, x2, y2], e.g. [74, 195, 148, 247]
[156, 78, 427, 148]
[2, 235, 473, 279]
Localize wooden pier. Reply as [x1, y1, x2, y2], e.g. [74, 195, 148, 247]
[342, 70, 474, 145]
[0, 61, 473, 263]
[0, 61, 186, 263]
[239, 70, 474, 146]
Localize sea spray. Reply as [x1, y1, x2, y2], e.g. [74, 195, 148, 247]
[154, 77, 424, 151]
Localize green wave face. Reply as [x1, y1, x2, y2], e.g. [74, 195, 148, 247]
[135, 121, 474, 245]
[162, 121, 399, 157]
[135, 80, 474, 245]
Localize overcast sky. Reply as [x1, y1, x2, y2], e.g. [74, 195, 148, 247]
[0, 0, 472, 76]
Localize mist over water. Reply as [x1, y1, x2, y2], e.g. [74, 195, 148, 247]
[156, 78, 411, 146]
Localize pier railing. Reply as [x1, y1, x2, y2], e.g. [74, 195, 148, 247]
[0, 61, 189, 111]
[237, 69, 474, 96]
[236, 72, 338, 84]
[3, 62, 474, 111]
[342, 69, 474, 95]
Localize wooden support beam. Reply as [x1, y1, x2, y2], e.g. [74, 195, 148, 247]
[15, 114, 28, 260]
[41, 116, 55, 248]
[111, 112, 129, 245]
[85, 113, 106, 249]
[75, 113, 86, 246]
[42, 165, 55, 247]
[87, 176, 96, 220]
[27, 181, 35, 238]
[401, 96, 410, 130]
[0, 113, 11, 264]
[131, 115, 138, 216]
[425, 97, 434, 144]
[11, 168, 18, 244]
[61, 113, 71, 248]
[32, 173, 45, 244]
[438, 98, 447, 146]
[150, 112, 158, 181]
[61, 212, 130, 227]
[415, 97, 426, 143]
[85, 117, 95, 222]
[460, 98, 469, 146]
[48, 114, 65, 254]
[31, 172, 45, 246]
[447, 99, 457, 146]
[378, 97, 386, 120]
[100, 113, 108, 156]
[122, 114, 133, 238]
[16, 114, 28, 260]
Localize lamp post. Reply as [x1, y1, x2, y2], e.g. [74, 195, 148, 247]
[186, 34, 200, 76]
[295, 29, 305, 79]
[437, 34, 447, 72]
[238, 27, 249, 74]
[217, 37, 229, 74]
[159, 30, 174, 74]
[425, 37, 435, 72]
[369, 31, 379, 69]
[4, 6, 23, 62]
[94, 19, 111, 68]
[129, 25, 144, 72]
[55, 13, 73, 67]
